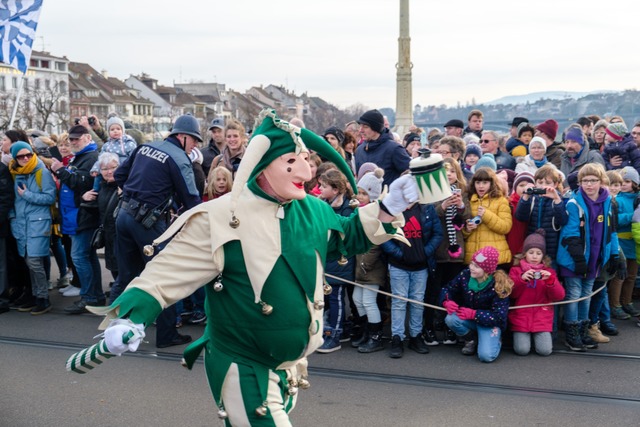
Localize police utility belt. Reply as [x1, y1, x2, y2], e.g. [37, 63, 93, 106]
[119, 197, 173, 229]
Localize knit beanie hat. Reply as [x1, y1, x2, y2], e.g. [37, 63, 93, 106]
[473, 153, 497, 172]
[622, 166, 640, 185]
[10, 141, 33, 159]
[464, 143, 482, 161]
[323, 126, 345, 145]
[605, 122, 628, 141]
[565, 128, 584, 146]
[357, 167, 384, 201]
[523, 229, 546, 255]
[536, 119, 559, 141]
[513, 171, 535, 190]
[528, 136, 547, 152]
[471, 246, 499, 275]
[357, 162, 378, 181]
[106, 116, 125, 132]
[403, 132, 421, 147]
[357, 109, 385, 134]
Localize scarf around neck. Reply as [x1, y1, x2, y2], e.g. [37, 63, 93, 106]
[468, 275, 492, 292]
[533, 157, 547, 168]
[9, 154, 43, 189]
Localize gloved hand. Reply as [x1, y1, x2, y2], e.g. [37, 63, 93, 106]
[380, 174, 419, 216]
[616, 256, 627, 280]
[103, 319, 145, 356]
[442, 299, 459, 315]
[606, 255, 619, 276]
[574, 259, 587, 277]
[456, 307, 477, 320]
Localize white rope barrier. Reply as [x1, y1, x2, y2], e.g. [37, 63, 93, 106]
[324, 273, 608, 311]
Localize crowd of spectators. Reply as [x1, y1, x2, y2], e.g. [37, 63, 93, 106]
[1, 110, 639, 360]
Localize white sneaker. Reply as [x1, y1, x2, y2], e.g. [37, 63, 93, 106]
[59, 284, 74, 294]
[63, 287, 81, 297]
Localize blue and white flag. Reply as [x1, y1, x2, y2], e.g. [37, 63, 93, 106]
[0, 0, 43, 74]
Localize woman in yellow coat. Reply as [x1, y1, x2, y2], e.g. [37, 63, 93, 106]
[463, 167, 513, 267]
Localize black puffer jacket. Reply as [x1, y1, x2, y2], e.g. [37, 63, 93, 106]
[514, 194, 569, 258]
[98, 181, 120, 272]
[0, 163, 14, 238]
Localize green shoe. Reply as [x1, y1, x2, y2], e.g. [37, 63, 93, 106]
[611, 306, 631, 320]
[622, 303, 640, 317]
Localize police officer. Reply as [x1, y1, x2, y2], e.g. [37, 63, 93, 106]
[112, 114, 202, 348]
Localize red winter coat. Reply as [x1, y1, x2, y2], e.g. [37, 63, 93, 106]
[506, 192, 528, 257]
[508, 265, 565, 333]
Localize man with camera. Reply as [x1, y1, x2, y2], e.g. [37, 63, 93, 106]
[111, 113, 202, 348]
[73, 115, 108, 148]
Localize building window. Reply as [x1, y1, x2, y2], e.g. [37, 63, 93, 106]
[45, 79, 50, 89]
[59, 81, 67, 93]
[34, 79, 40, 89]
[55, 62, 67, 71]
[12, 77, 17, 89]
[40, 60, 50, 69]
[30, 59, 38, 67]
[0, 76, 5, 91]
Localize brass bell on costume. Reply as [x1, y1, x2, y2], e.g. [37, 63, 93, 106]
[260, 301, 273, 316]
[255, 404, 268, 417]
[217, 408, 228, 419]
[229, 215, 240, 228]
[213, 281, 224, 292]
[143, 244, 155, 256]
[313, 300, 324, 310]
[323, 284, 332, 295]
[298, 377, 310, 389]
[337, 255, 348, 266]
[288, 385, 298, 396]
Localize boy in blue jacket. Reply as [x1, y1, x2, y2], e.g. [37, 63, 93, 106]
[557, 163, 621, 352]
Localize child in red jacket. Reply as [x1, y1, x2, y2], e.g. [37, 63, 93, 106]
[508, 229, 565, 356]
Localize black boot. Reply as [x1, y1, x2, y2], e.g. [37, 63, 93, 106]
[460, 331, 477, 356]
[350, 315, 368, 348]
[31, 297, 52, 315]
[408, 334, 430, 354]
[579, 320, 599, 349]
[358, 322, 384, 353]
[564, 321, 586, 352]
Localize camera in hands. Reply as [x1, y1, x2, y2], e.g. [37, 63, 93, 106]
[525, 187, 547, 195]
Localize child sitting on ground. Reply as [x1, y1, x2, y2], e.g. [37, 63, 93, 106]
[440, 246, 513, 362]
[508, 230, 565, 356]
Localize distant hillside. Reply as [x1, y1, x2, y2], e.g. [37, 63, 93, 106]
[485, 91, 618, 106]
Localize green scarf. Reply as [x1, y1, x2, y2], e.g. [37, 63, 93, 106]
[468, 275, 492, 293]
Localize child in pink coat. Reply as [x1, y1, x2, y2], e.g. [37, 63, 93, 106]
[508, 229, 565, 356]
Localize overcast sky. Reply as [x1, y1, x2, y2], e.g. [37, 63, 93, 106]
[33, 0, 640, 110]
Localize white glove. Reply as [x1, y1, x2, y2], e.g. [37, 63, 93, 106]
[103, 319, 145, 356]
[381, 174, 419, 216]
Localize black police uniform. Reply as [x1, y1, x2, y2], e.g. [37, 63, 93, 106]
[113, 135, 201, 346]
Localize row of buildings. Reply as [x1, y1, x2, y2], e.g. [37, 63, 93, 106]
[0, 50, 345, 137]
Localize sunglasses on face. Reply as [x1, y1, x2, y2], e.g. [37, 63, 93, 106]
[16, 153, 34, 161]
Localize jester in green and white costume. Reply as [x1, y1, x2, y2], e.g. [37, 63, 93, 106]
[91, 110, 418, 426]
